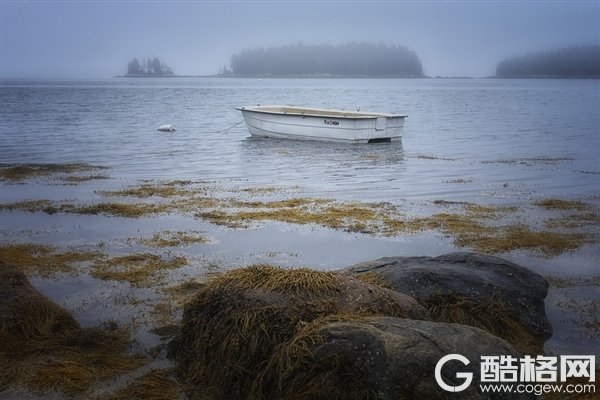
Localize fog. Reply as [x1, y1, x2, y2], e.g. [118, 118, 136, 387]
[1, 1, 599, 78]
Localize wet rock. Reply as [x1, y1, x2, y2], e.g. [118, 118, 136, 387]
[174, 265, 429, 399]
[0, 260, 79, 335]
[1, 261, 149, 396]
[273, 316, 533, 400]
[342, 252, 551, 354]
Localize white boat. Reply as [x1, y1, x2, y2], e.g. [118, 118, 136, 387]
[236, 105, 406, 143]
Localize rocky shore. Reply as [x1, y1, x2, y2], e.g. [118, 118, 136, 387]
[1, 161, 596, 399]
[2, 252, 555, 399]
[169, 252, 547, 399]
[0, 261, 150, 397]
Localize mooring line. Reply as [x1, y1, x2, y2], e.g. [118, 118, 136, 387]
[217, 120, 244, 133]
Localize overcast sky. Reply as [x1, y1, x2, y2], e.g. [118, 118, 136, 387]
[1, 0, 599, 78]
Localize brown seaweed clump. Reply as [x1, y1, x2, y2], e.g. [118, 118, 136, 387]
[0, 163, 107, 182]
[70, 202, 171, 218]
[342, 253, 553, 356]
[0, 243, 102, 278]
[384, 203, 589, 256]
[91, 253, 188, 287]
[98, 180, 200, 198]
[356, 286, 544, 355]
[198, 198, 383, 233]
[419, 293, 539, 355]
[262, 314, 375, 400]
[100, 368, 184, 400]
[0, 199, 62, 214]
[139, 231, 210, 247]
[61, 174, 110, 184]
[534, 199, 590, 211]
[174, 265, 428, 399]
[0, 262, 147, 396]
[462, 225, 585, 256]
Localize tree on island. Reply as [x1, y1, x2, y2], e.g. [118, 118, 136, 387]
[126, 57, 174, 77]
[496, 45, 600, 78]
[229, 42, 423, 77]
[219, 65, 232, 76]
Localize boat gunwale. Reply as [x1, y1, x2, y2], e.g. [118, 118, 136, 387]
[236, 105, 407, 120]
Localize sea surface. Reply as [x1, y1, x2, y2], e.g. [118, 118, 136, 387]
[1, 78, 599, 200]
[1, 78, 599, 357]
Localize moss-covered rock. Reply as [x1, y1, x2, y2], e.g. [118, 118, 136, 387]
[0, 261, 147, 396]
[342, 252, 551, 354]
[0, 260, 80, 337]
[273, 316, 532, 400]
[174, 265, 428, 399]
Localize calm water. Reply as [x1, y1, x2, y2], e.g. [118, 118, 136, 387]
[1, 78, 599, 201]
[1, 78, 599, 356]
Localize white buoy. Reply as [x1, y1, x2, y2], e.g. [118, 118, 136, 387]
[157, 124, 176, 132]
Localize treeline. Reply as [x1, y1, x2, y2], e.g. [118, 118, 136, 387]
[496, 45, 600, 78]
[229, 42, 423, 77]
[126, 57, 174, 77]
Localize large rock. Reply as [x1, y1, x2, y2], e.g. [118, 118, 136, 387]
[0, 260, 79, 336]
[342, 252, 551, 354]
[174, 265, 429, 399]
[272, 316, 533, 400]
[1, 261, 80, 391]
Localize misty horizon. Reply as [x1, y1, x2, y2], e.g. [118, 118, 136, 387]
[1, 1, 599, 79]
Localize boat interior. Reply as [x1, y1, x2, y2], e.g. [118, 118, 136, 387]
[240, 105, 405, 119]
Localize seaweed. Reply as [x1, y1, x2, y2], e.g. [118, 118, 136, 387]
[0, 243, 102, 278]
[91, 253, 188, 287]
[174, 265, 424, 399]
[139, 231, 210, 248]
[200, 200, 381, 233]
[2, 176, 596, 256]
[208, 264, 341, 294]
[419, 293, 542, 354]
[98, 180, 201, 198]
[260, 314, 377, 400]
[0, 293, 147, 395]
[61, 174, 110, 184]
[463, 225, 585, 256]
[0, 199, 58, 214]
[0, 163, 107, 182]
[534, 199, 590, 211]
[352, 271, 394, 289]
[69, 202, 170, 218]
[99, 368, 185, 400]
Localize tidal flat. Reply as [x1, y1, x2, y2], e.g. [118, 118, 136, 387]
[0, 160, 599, 398]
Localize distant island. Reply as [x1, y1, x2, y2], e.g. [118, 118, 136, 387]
[227, 42, 423, 77]
[124, 57, 174, 77]
[121, 44, 600, 79]
[496, 45, 600, 78]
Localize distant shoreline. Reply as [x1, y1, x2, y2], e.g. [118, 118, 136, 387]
[114, 74, 600, 79]
[2, 75, 599, 81]
[116, 74, 428, 79]
[492, 75, 600, 79]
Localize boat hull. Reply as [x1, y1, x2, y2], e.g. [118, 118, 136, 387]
[237, 106, 406, 143]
